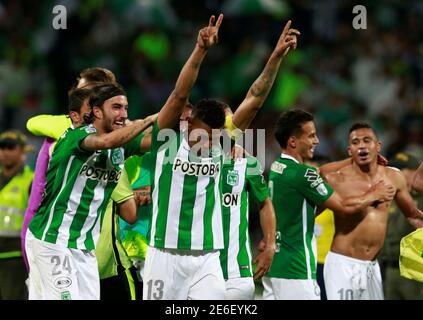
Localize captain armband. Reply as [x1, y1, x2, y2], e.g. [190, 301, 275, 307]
[224, 115, 243, 141]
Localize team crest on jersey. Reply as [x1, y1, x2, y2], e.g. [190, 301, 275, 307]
[226, 170, 239, 186]
[111, 149, 124, 165]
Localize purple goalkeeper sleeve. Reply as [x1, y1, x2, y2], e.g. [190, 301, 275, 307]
[21, 138, 55, 271]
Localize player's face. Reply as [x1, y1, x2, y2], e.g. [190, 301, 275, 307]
[188, 117, 222, 154]
[98, 95, 128, 133]
[348, 128, 381, 166]
[296, 121, 319, 161]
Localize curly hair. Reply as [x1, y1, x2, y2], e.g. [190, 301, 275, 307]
[191, 98, 226, 129]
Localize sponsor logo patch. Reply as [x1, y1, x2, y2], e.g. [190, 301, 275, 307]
[222, 193, 240, 207]
[316, 183, 328, 196]
[79, 165, 121, 182]
[172, 157, 220, 177]
[54, 276, 72, 289]
[305, 168, 324, 188]
[271, 162, 286, 174]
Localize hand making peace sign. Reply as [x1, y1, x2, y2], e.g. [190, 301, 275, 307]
[197, 14, 224, 50]
[274, 20, 301, 57]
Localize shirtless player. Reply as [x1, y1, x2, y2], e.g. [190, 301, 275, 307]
[320, 122, 423, 300]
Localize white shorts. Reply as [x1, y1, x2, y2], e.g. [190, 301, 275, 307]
[143, 246, 225, 300]
[324, 251, 383, 300]
[225, 277, 255, 300]
[26, 230, 100, 300]
[262, 276, 320, 300]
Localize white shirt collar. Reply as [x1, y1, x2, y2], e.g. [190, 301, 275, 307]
[281, 153, 300, 164]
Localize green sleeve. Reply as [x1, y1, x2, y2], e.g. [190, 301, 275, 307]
[296, 165, 333, 205]
[111, 169, 134, 204]
[63, 125, 96, 155]
[151, 119, 178, 151]
[246, 156, 270, 203]
[124, 155, 143, 185]
[26, 114, 72, 139]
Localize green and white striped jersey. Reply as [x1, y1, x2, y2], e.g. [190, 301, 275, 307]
[219, 156, 269, 280]
[29, 125, 144, 250]
[267, 153, 333, 280]
[147, 121, 224, 250]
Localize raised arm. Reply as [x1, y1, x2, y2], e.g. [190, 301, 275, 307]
[232, 20, 300, 130]
[253, 198, 276, 280]
[157, 14, 223, 130]
[81, 114, 157, 151]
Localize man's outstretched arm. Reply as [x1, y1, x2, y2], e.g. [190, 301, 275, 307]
[323, 177, 396, 216]
[81, 114, 157, 151]
[232, 20, 300, 130]
[157, 14, 224, 130]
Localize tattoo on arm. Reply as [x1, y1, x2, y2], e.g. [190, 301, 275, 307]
[250, 67, 275, 97]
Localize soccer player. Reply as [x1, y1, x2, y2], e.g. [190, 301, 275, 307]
[320, 123, 423, 300]
[26, 83, 155, 300]
[220, 148, 276, 300]
[142, 18, 299, 300]
[263, 110, 396, 300]
[27, 84, 142, 300]
[22, 67, 117, 271]
[181, 104, 276, 300]
[142, 14, 229, 300]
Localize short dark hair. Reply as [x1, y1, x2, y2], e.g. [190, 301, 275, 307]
[349, 122, 378, 139]
[191, 99, 226, 129]
[84, 83, 126, 124]
[68, 88, 92, 113]
[274, 109, 314, 148]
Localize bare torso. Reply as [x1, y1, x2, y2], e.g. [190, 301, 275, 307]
[327, 165, 398, 261]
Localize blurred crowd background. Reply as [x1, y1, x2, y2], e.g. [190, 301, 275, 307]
[1, 0, 423, 167]
[1, 0, 423, 300]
